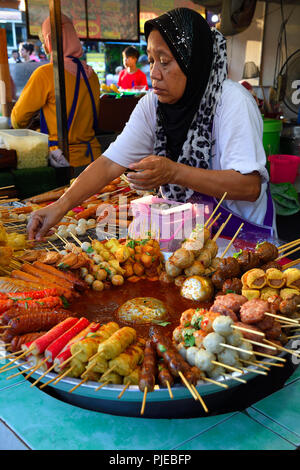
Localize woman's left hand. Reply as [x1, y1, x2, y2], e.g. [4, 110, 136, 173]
[126, 155, 177, 190]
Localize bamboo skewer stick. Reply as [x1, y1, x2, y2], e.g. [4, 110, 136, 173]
[53, 366, 74, 385]
[30, 363, 57, 387]
[191, 385, 209, 412]
[240, 359, 270, 371]
[0, 361, 26, 374]
[278, 239, 300, 252]
[282, 258, 300, 269]
[254, 360, 284, 368]
[206, 212, 221, 231]
[95, 381, 109, 392]
[57, 351, 81, 370]
[242, 367, 268, 376]
[202, 377, 228, 388]
[40, 373, 63, 390]
[276, 245, 300, 261]
[220, 223, 244, 259]
[69, 232, 83, 246]
[204, 192, 227, 228]
[140, 387, 148, 415]
[178, 371, 198, 400]
[1, 349, 23, 359]
[253, 350, 286, 362]
[166, 381, 173, 400]
[69, 377, 88, 393]
[100, 365, 117, 379]
[0, 346, 34, 371]
[264, 339, 300, 359]
[231, 324, 265, 337]
[0, 185, 15, 190]
[25, 358, 48, 380]
[118, 381, 131, 399]
[264, 312, 299, 324]
[286, 335, 300, 339]
[212, 214, 232, 242]
[224, 374, 247, 384]
[211, 359, 243, 374]
[6, 364, 35, 380]
[242, 338, 277, 351]
[48, 241, 60, 253]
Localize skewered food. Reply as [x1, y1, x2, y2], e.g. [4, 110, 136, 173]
[180, 275, 214, 301]
[255, 242, 278, 264]
[96, 326, 136, 360]
[139, 340, 157, 393]
[266, 268, 285, 289]
[239, 299, 269, 324]
[241, 268, 267, 289]
[284, 268, 300, 289]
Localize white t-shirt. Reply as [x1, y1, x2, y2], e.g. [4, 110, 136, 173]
[104, 79, 273, 228]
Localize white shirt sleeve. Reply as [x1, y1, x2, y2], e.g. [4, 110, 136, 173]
[212, 80, 269, 183]
[103, 92, 157, 168]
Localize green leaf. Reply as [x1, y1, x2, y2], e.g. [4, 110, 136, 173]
[226, 289, 234, 294]
[61, 295, 70, 308]
[86, 246, 94, 253]
[12, 297, 32, 301]
[233, 249, 242, 259]
[191, 314, 203, 330]
[127, 240, 135, 249]
[158, 344, 167, 353]
[153, 321, 171, 327]
[184, 335, 195, 347]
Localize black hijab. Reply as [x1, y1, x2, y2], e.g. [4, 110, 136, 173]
[144, 8, 214, 161]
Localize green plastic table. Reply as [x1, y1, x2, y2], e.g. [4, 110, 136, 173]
[1, 359, 299, 450]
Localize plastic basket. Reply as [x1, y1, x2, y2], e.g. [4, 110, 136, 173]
[268, 154, 300, 184]
[0, 129, 48, 169]
[129, 195, 204, 251]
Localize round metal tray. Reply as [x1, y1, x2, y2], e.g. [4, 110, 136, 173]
[13, 345, 298, 419]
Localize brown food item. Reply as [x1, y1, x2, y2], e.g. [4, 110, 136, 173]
[265, 321, 282, 340]
[255, 242, 278, 264]
[152, 330, 190, 378]
[234, 321, 264, 341]
[240, 299, 269, 324]
[210, 304, 238, 322]
[222, 278, 242, 295]
[10, 331, 47, 352]
[1, 307, 69, 326]
[212, 293, 248, 313]
[8, 311, 71, 336]
[211, 271, 227, 290]
[254, 339, 281, 356]
[237, 250, 261, 273]
[279, 295, 300, 315]
[217, 257, 241, 279]
[158, 361, 174, 388]
[261, 261, 282, 272]
[33, 261, 88, 292]
[139, 340, 157, 392]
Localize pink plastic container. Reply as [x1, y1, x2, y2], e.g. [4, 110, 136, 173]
[268, 154, 300, 184]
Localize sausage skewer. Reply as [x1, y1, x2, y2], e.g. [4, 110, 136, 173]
[139, 340, 157, 415]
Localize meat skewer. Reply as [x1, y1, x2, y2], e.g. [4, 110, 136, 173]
[139, 340, 157, 415]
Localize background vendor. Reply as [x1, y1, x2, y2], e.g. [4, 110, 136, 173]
[28, 8, 275, 240]
[11, 15, 101, 176]
[118, 46, 148, 90]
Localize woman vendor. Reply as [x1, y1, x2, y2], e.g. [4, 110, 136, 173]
[11, 15, 101, 175]
[28, 8, 275, 240]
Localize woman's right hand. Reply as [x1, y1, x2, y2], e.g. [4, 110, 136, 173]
[27, 201, 67, 240]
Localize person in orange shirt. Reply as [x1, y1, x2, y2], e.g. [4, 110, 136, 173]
[11, 15, 101, 175]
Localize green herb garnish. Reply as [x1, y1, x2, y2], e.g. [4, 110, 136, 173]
[153, 321, 171, 327]
[191, 314, 203, 330]
[127, 240, 135, 249]
[158, 344, 167, 353]
[86, 246, 94, 253]
[226, 289, 234, 294]
[61, 295, 70, 308]
[233, 249, 242, 259]
[183, 328, 196, 347]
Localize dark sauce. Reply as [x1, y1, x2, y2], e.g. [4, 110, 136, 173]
[68, 280, 210, 339]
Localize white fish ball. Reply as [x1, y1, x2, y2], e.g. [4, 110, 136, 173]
[75, 225, 86, 236]
[207, 366, 225, 379]
[186, 347, 199, 366]
[213, 315, 233, 337]
[218, 349, 239, 367]
[80, 267, 89, 278]
[78, 218, 87, 226]
[203, 332, 225, 354]
[84, 274, 94, 284]
[59, 249, 68, 256]
[226, 331, 244, 347]
[194, 349, 216, 372]
[238, 342, 254, 360]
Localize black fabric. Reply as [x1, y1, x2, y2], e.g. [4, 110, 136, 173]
[144, 8, 214, 161]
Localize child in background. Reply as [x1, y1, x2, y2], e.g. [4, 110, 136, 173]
[118, 46, 148, 90]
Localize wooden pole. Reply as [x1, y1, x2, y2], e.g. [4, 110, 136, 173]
[48, 0, 69, 160]
[0, 29, 13, 117]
